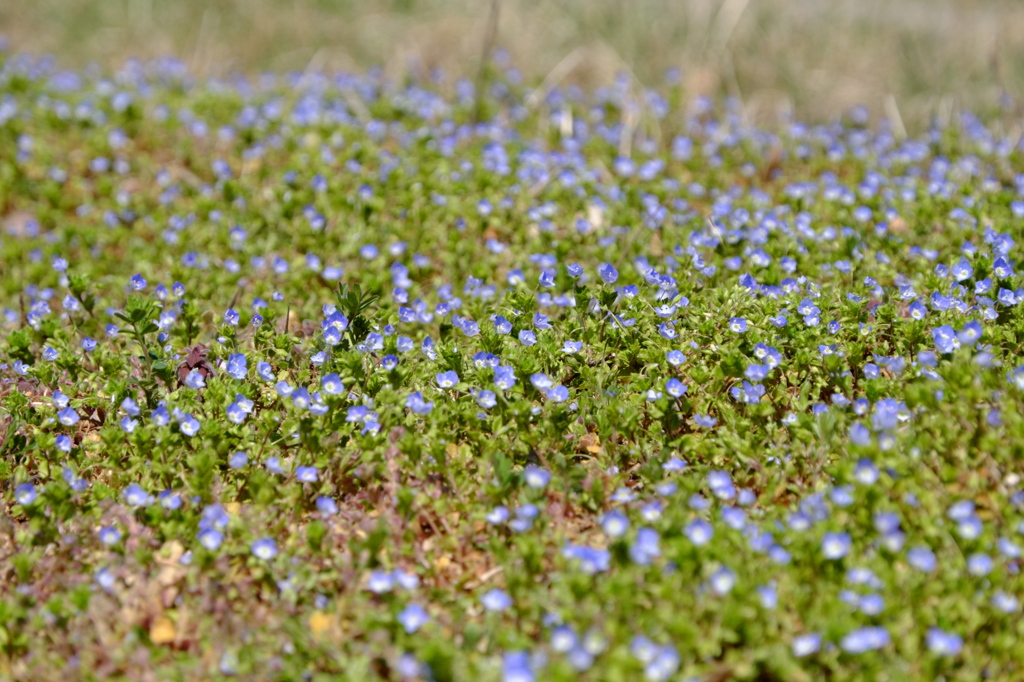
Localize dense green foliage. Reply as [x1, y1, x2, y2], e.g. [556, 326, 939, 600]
[2, 49, 1024, 680]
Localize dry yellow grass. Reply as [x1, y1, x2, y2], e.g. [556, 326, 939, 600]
[1, 0, 1023, 128]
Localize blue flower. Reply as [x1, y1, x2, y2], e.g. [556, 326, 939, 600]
[666, 350, 686, 366]
[518, 329, 537, 346]
[475, 389, 497, 409]
[744, 364, 769, 382]
[492, 365, 516, 390]
[122, 483, 152, 506]
[226, 401, 247, 424]
[707, 470, 736, 500]
[730, 381, 765, 404]
[966, 553, 993, 576]
[481, 588, 512, 612]
[406, 391, 434, 415]
[151, 404, 170, 426]
[436, 370, 459, 388]
[257, 361, 275, 381]
[486, 506, 510, 524]
[179, 414, 201, 436]
[665, 378, 687, 397]
[694, 414, 717, 428]
[296, 466, 318, 483]
[951, 258, 973, 281]
[710, 566, 736, 595]
[14, 483, 36, 505]
[251, 538, 278, 560]
[198, 528, 224, 551]
[598, 262, 619, 284]
[291, 387, 311, 409]
[184, 369, 206, 389]
[757, 583, 778, 609]
[225, 353, 247, 379]
[629, 527, 661, 565]
[562, 544, 611, 574]
[684, 519, 714, 546]
[546, 385, 569, 403]
[316, 496, 338, 515]
[926, 627, 963, 656]
[839, 626, 889, 654]
[321, 373, 344, 395]
[98, 526, 122, 546]
[932, 325, 960, 354]
[522, 465, 550, 489]
[992, 591, 1020, 613]
[57, 406, 80, 426]
[728, 317, 748, 333]
[398, 603, 430, 634]
[643, 644, 680, 681]
[822, 531, 852, 560]
[792, 633, 822, 657]
[530, 373, 553, 390]
[502, 651, 535, 682]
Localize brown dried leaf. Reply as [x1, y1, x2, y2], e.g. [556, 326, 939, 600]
[576, 433, 602, 454]
[308, 611, 332, 639]
[149, 615, 176, 645]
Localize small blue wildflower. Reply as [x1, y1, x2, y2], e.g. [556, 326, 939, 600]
[296, 466, 318, 483]
[122, 483, 152, 506]
[839, 626, 890, 654]
[198, 528, 224, 551]
[926, 628, 963, 656]
[398, 604, 430, 634]
[436, 370, 459, 388]
[251, 538, 278, 560]
[57, 406, 80, 426]
[546, 385, 569, 402]
[406, 391, 434, 415]
[481, 588, 512, 612]
[600, 509, 630, 538]
[685, 519, 714, 546]
[562, 340, 583, 354]
[14, 483, 37, 505]
[184, 369, 206, 389]
[822, 531, 852, 559]
[316, 496, 338, 515]
[476, 390, 497, 409]
[792, 633, 822, 657]
[598, 262, 619, 284]
[665, 378, 687, 398]
[629, 527, 661, 566]
[523, 465, 550, 489]
[932, 325, 960, 354]
[694, 414, 717, 428]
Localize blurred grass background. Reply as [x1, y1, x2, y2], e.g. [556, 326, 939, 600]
[1, 0, 1023, 128]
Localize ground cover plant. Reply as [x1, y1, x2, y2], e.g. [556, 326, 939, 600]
[2, 46, 1024, 681]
